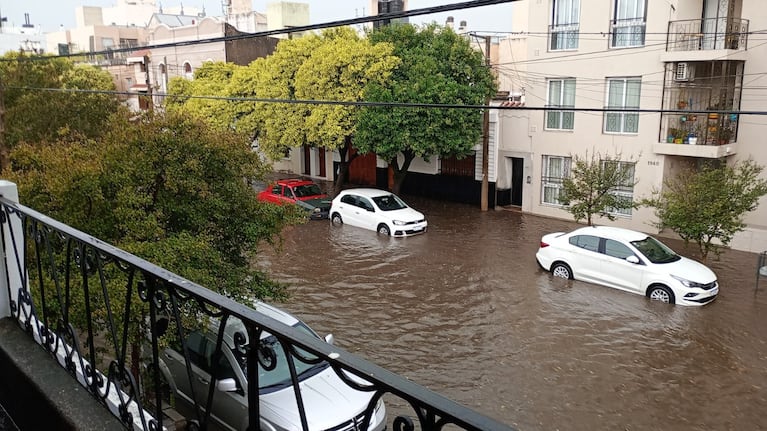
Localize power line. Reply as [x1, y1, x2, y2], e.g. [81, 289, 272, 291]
[1, 0, 522, 62]
[12, 85, 767, 116]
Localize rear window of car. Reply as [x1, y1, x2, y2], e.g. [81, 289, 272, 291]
[340, 195, 357, 205]
[569, 235, 600, 252]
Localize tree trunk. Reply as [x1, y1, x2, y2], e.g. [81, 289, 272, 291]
[333, 136, 357, 196]
[390, 150, 415, 195]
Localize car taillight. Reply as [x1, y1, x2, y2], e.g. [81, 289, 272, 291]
[539, 241, 550, 248]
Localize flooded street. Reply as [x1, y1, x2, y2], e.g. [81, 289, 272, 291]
[256, 195, 767, 431]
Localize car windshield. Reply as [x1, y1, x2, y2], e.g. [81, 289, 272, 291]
[292, 184, 322, 198]
[244, 322, 329, 392]
[372, 194, 408, 211]
[630, 236, 681, 264]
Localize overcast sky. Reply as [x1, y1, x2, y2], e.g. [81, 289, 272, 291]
[1, 0, 514, 34]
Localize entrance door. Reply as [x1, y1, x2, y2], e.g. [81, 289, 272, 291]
[511, 157, 524, 206]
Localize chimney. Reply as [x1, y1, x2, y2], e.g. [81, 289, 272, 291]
[446, 16, 454, 29]
[458, 20, 467, 32]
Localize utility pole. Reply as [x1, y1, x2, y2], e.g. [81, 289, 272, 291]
[480, 34, 491, 211]
[143, 54, 153, 112]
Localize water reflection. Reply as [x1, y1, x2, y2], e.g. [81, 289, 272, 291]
[257, 195, 767, 430]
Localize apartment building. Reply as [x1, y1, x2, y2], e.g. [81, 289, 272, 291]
[496, 0, 766, 253]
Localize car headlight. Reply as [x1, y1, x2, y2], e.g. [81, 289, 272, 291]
[670, 274, 706, 288]
[313, 207, 321, 213]
[392, 220, 407, 226]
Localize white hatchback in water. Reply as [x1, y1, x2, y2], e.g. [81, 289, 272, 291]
[535, 226, 719, 306]
[157, 301, 387, 431]
[329, 188, 427, 237]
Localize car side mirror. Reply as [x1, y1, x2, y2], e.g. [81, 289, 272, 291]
[324, 333, 335, 345]
[216, 378, 238, 393]
[626, 255, 640, 264]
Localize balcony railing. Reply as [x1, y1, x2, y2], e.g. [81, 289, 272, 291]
[667, 17, 749, 52]
[0, 184, 515, 431]
[661, 111, 737, 146]
[610, 18, 646, 48]
[548, 23, 579, 51]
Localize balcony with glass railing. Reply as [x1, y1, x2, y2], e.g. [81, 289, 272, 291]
[654, 59, 743, 158]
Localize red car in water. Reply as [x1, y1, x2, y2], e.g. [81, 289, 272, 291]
[257, 178, 331, 220]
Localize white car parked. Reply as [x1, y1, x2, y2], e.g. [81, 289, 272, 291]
[329, 188, 427, 237]
[535, 226, 719, 306]
[156, 301, 387, 431]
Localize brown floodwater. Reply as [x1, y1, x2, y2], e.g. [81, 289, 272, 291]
[256, 193, 767, 431]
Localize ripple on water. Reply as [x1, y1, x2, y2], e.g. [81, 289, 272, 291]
[257, 196, 767, 431]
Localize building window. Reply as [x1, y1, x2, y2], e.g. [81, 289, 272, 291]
[550, 0, 580, 51]
[542, 155, 571, 205]
[546, 78, 576, 130]
[184, 62, 193, 79]
[611, 0, 646, 48]
[603, 160, 635, 216]
[604, 77, 640, 134]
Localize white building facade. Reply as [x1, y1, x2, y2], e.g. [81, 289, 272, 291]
[496, 0, 766, 253]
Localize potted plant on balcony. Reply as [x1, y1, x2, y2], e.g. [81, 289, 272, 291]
[717, 126, 733, 145]
[668, 127, 685, 144]
[687, 123, 703, 145]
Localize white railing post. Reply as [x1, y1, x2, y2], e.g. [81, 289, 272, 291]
[0, 180, 22, 319]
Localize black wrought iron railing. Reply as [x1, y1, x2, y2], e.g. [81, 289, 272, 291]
[666, 17, 749, 52]
[0, 193, 515, 431]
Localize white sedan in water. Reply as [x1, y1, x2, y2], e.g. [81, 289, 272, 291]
[329, 188, 427, 237]
[535, 226, 719, 306]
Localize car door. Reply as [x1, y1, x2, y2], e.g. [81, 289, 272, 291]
[164, 331, 248, 431]
[599, 238, 646, 293]
[280, 186, 297, 204]
[338, 194, 364, 228]
[566, 235, 603, 283]
[355, 196, 378, 231]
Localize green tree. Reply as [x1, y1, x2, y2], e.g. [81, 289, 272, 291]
[643, 159, 767, 260]
[0, 53, 120, 169]
[4, 111, 307, 382]
[164, 61, 241, 131]
[559, 151, 638, 226]
[355, 24, 497, 194]
[227, 28, 399, 194]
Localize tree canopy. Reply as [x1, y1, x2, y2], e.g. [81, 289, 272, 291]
[559, 151, 638, 226]
[165, 27, 400, 193]
[0, 53, 120, 169]
[355, 24, 498, 193]
[5, 111, 306, 300]
[643, 159, 767, 260]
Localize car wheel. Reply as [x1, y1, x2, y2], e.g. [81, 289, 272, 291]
[377, 224, 391, 236]
[331, 213, 343, 224]
[551, 262, 573, 279]
[648, 285, 675, 304]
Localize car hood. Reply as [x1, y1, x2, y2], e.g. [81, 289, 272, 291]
[660, 256, 717, 283]
[260, 367, 372, 430]
[386, 207, 425, 222]
[299, 197, 332, 209]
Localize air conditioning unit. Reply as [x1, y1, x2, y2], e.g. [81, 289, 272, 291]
[675, 62, 694, 81]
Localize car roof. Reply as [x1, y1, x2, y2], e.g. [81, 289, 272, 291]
[571, 225, 650, 242]
[215, 301, 301, 343]
[274, 178, 314, 187]
[338, 188, 392, 198]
